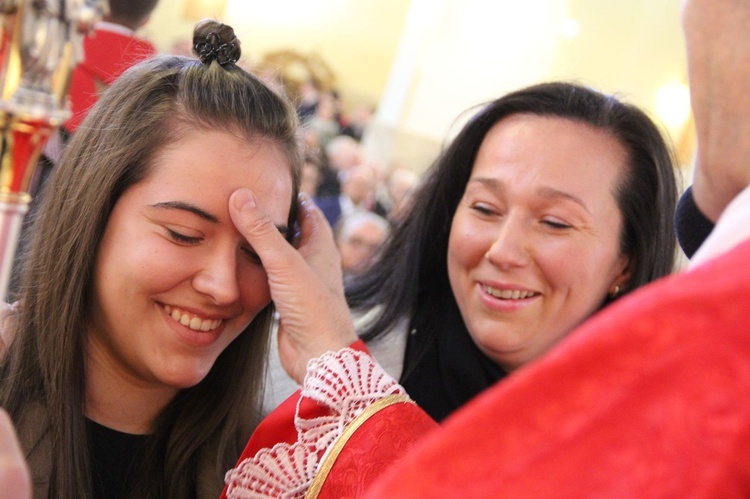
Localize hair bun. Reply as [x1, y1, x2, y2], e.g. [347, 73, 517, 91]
[193, 19, 241, 67]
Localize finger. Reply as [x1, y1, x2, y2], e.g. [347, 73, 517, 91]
[294, 194, 344, 285]
[229, 188, 302, 273]
[294, 193, 335, 253]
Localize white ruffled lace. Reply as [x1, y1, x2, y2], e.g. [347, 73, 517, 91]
[224, 348, 406, 498]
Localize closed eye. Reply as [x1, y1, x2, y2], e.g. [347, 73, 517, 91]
[167, 228, 202, 245]
[542, 219, 572, 230]
[471, 204, 497, 216]
[241, 246, 262, 264]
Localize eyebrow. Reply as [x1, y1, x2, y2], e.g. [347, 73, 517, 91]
[536, 187, 591, 215]
[468, 177, 592, 215]
[151, 201, 219, 223]
[150, 201, 290, 236]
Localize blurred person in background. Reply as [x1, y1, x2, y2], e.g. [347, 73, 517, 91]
[385, 166, 421, 223]
[65, 0, 160, 136]
[300, 152, 323, 198]
[296, 79, 320, 122]
[318, 162, 388, 228]
[305, 91, 341, 149]
[340, 102, 374, 142]
[317, 134, 364, 197]
[335, 210, 391, 281]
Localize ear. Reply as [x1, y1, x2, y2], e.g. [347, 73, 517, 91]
[609, 254, 631, 297]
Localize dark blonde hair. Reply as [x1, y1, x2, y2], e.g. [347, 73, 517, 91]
[0, 20, 301, 498]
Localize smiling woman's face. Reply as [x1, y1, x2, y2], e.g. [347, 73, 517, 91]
[447, 114, 631, 371]
[90, 128, 293, 398]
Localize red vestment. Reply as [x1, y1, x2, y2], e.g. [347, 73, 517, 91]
[225, 240, 750, 498]
[222, 342, 437, 498]
[366, 239, 750, 497]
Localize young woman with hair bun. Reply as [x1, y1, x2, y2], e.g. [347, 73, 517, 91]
[0, 19, 302, 498]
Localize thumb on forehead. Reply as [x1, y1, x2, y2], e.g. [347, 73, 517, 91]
[229, 188, 293, 270]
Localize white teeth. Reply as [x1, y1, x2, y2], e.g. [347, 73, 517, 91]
[163, 305, 222, 332]
[483, 285, 536, 300]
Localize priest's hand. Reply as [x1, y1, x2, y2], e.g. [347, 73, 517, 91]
[229, 189, 357, 384]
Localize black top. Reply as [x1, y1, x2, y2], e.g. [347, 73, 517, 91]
[87, 419, 150, 499]
[400, 288, 507, 422]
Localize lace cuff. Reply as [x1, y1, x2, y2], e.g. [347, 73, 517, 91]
[224, 348, 408, 498]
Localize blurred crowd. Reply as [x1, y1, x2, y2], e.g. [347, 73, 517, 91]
[287, 80, 423, 279]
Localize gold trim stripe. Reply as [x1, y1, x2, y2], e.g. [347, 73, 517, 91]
[305, 394, 414, 499]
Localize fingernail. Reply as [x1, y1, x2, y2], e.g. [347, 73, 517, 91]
[233, 189, 256, 212]
[298, 192, 319, 211]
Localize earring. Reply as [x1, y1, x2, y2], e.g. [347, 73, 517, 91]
[610, 285, 621, 297]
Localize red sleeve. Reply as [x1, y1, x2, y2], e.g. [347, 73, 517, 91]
[318, 400, 437, 498]
[237, 340, 371, 452]
[221, 341, 439, 498]
[219, 341, 372, 498]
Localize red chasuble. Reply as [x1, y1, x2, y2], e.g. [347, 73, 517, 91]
[223, 240, 750, 498]
[365, 240, 750, 497]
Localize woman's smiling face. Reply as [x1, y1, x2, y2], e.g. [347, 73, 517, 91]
[447, 114, 631, 371]
[90, 128, 293, 397]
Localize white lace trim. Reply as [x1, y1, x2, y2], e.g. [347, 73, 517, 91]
[224, 348, 406, 498]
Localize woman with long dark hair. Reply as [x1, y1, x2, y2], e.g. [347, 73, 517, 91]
[263, 81, 679, 422]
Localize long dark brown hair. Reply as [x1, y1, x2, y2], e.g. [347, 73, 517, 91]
[0, 20, 301, 498]
[348, 82, 678, 345]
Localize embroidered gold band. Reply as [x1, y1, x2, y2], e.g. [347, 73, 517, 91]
[305, 393, 414, 499]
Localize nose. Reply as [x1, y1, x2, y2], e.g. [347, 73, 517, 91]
[484, 214, 531, 269]
[191, 248, 241, 306]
